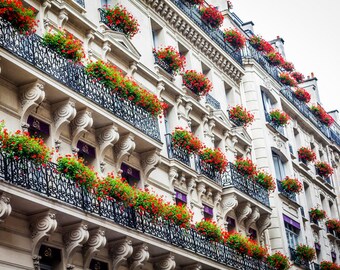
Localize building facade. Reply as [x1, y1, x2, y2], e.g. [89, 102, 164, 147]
[0, 0, 339, 269]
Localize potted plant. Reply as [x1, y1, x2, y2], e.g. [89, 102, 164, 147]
[0, 121, 51, 165]
[315, 161, 334, 178]
[199, 147, 228, 173]
[248, 240, 268, 260]
[182, 70, 213, 97]
[294, 88, 311, 103]
[0, 0, 38, 34]
[224, 232, 250, 255]
[133, 189, 166, 218]
[291, 71, 305, 83]
[281, 61, 295, 72]
[325, 219, 340, 233]
[164, 203, 193, 228]
[279, 72, 297, 87]
[295, 244, 316, 262]
[269, 109, 290, 127]
[101, 4, 139, 38]
[223, 28, 246, 50]
[199, 5, 224, 29]
[195, 219, 222, 242]
[153, 46, 186, 75]
[310, 105, 335, 127]
[265, 51, 284, 66]
[234, 157, 257, 178]
[254, 170, 276, 191]
[42, 29, 85, 63]
[172, 127, 203, 154]
[229, 105, 254, 127]
[249, 35, 274, 53]
[310, 207, 327, 221]
[281, 177, 303, 193]
[297, 147, 316, 163]
[321, 261, 340, 270]
[266, 251, 290, 270]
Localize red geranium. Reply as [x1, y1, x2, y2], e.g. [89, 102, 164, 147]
[195, 219, 222, 242]
[182, 70, 212, 97]
[249, 35, 274, 53]
[281, 61, 295, 72]
[234, 157, 257, 177]
[291, 71, 305, 83]
[199, 147, 228, 173]
[296, 244, 316, 262]
[315, 161, 334, 178]
[266, 252, 290, 270]
[254, 170, 276, 191]
[229, 105, 255, 127]
[223, 28, 246, 50]
[153, 46, 186, 75]
[310, 104, 335, 127]
[294, 88, 311, 103]
[172, 127, 203, 154]
[320, 261, 340, 270]
[281, 176, 303, 193]
[310, 207, 327, 221]
[298, 147, 316, 163]
[266, 51, 285, 66]
[199, 5, 224, 29]
[269, 109, 290, 126]
[279, 72, 297, 87]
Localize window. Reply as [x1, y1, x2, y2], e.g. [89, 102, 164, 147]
[283, 215, 300, 249]
[151, 20, 162, 48]
[175, 190, 187, 205]
[249, 228, 257, 241]
[39, 245, 62, 270]
[272, 153, 285, 181]
[89, 259, 109, 270]
[226, 216, 236, 232]
[27, 115, 50, 139]
[203, 205, 213, 219]
[261, 91, 272, 113]
[121, 163, 140, 186]
[100, 0, 108, 7]
[77, 141, 96, 164]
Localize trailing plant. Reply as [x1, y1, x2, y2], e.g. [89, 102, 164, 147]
[0, 121, 51, 165]
[281, 61, 295, 72]
[224, 232, 250, 255]
[325, 219, 340, 232]
[234, 157, 257, 178]
[266, 252, 290, 270]
[0, 0, 38, 34]
[229, 105, 255, 127]
[182, 70, 213, 97]
[223, 28, 246, 50]
[315, 161, 334, 178]
[248, 240, 268, 259]
[298, 147, 316, 163]
[153, 46, 186, 75]
[294, 88, 311, 103]
[254, 170, 276, 191]
[281, 176, 303, 193]
[199, 5, 224, 29]
[42, 29, 85, 62]
[102, 5, 139, 38]
[199, 147, 228, 173]
[164, 203, 193, 228]
[249, 35, 274, 53]
[269, 109, 290, 127]
[195, 219, 222, 242]
[133, 189, 166, 218]
[291, 71, 305, 83]
[310, 207, 327, 221]
[295, 244, 316, 262]
[265, 51, 284, 66]
[172, 127, 203, 154]
[279, 72, 297, 87]
[321, 261, 340, 270]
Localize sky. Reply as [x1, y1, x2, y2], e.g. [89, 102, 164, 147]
[233, 0, 340, 112]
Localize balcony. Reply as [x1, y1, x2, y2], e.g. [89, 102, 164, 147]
[309, 214, 322, 231]
[264, 111, 285, 136]
[289, 247, 312, 269]
[74, 0, 85, 7]
[206, 94, 221, 110]
[326, 227, 338, 241]
[277, 180, 297, 202]
[0, 19, 161, 142]
[0, 153, 274, 270]
[165, 134, 191, 167]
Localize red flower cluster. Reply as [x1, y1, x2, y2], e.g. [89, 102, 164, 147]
[195, 219, 222, 242]
[0, 120, 51, 165]
[279, 72, 297, 87]
[199, 5, 224, 29]
[266, 252, 290, 270]
[43, 29, 85, 63]
[229, 105, 255, 127]
[164, 203, 193, 228]
[294, 88, 311, 103]
[291, 71, 305, 83]
[234, 157, 257, 177]
[153, 46, 186, 75]
[199, 147, 228, 173]
[182, 70, 213, 97]
[0, 0, 38, 35]
[296, 244, 316, 262]
[102, 5, 139, 38]
[325, 219, 340, 232]
[315, 161, 334, 178]
[265, 51, 285, 66]
[85, 61, 166, 116]
[254, 170, 276, 191]
[184, 0, 204, 5]
[172, 127, 203, 155]
[223, 28, 246, 50]
[321, 261, 340, 270]
[249, 35, 274, 53]
[225, 232, 251, 255]
[310, 207, 327, 221]
[281, 176, 303, 193]
[269, 109, 290, 127]
[310, 104, 335, 127]
[248, 240, 268, 260]
[281, 61, 295, 72]
[298, 147, 316, 163]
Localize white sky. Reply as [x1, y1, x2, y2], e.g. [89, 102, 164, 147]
[233, 0, 340, 112]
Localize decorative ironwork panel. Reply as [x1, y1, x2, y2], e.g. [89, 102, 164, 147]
[289, 247, 312, 269]
[277, 180, 297, 202]
[165, 134, 191, 166]
[206, 94, 221, 110]
[195, 155, 222, 185]
[74, 0, 85, 8]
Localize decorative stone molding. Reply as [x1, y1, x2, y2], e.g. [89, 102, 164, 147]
[0, 192, 12, 223]
[156, 81, 165, 96]
[30, 210, 57, 257]
[256, 214, 271, 237]
[83, 229, 107, 269]
[169, 167, 179, 188]
[187, 177, 197, 196]
[205, 187, 213, 203]
[182, 263, 202, 270]
[20, 80, 45, 124]
[141, 149, 161, 178]
[32, 255, 41, 270]
[128, 61, 138, 76]
[153, 253, 176, 270]
[129, 243, 149, 270]
[96, 124, 119, 161]
[245, 207, 260, 230]
[114, 133, 136, 169]
[213, 192, 222, 208]
[58, 9, 68, 28]
[53, 98, 77, 138]
[236, 202, 252, 225]
[197, 182, 206, 202]
[63, 222, 89, 267]
[102, 41, 111, 60]
[85, 30, 95, 53]
[70, 109, 93, 147]
[221, 194, 238, 219]
[110, 237, 133, 270]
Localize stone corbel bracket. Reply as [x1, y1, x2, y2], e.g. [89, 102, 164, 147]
[244, 206, 260, 231]
[114, 133, 136, 170]
[221, 194, 238, 220]
[58, 9, 68, 28]
[0, 192, 12, 223]
[96, 124, 120, 162]
[128, 243, 149, 270]
[110, 237, 133, 270]
[20, 80, 45, 124]
[152, 253, 176, 270]
[53, 98, 77, 139]
[183, 263, 202, 270]
[70, 109, 93, 148]
[83, 228, 107, 270]
[141, 149, 161, 179]
[256, 213, 272, 237]
[236, 202, 252, 225]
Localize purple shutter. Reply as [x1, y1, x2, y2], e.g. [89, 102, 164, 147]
[283, 214, 300, 230]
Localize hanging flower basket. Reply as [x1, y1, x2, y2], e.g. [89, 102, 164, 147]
[249, 35, 274, 53]
[199, 147, 228, 173]
[172, 127, 203, 155]
[269, 109, 290, 127]
[297, 147, 316, 163]
[199, 5, 224, 29]
[281, 177, 303, 193]
[229, 105, 254, 127]
[291, 71, 305, 83]
[281, 61, 295, 72]
[296, 244, 316, 262]
[310, 207, 327, 221]
[195, 219, 222, 242]
[294, 88, 311, 103]
[223, 28, 246, 50]
[265, 51, 284, 66]
[266, 252, 290, 270]
[153, 46, 186, 75]
[234, 157, 257, 178]
[279, 72, 297, 87]
[101, 5, 139, 38]
[254, 170, 276, 191]
[315, 161, 334, 178]
[182, 70, 212, 97]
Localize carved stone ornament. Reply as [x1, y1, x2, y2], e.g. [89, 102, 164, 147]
[114, 133, 136, 169]
[128, 243, 149, 270]
[182, 263, 202, 270]
[169, 167, 179, 188]
[83, 229, 107, 269]
[245, 207, 260, 230]
[221, 194, 238, 219]
[110, 237, 133, 270]
[141, 149, 161, 178]
[236, 202, 252, 225]
[58, 9, 68, 28]
[186, 177, 197, 196]
[71, 109, 93, 147]
[96, 124, 119, 161]
[53, 98, 77, 138]
[153, 253, 176, 270]
[256, 214, 272, 237]
[0, 192, 11, 223]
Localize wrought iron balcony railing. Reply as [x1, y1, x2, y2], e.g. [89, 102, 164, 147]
[195, 155, 222, 185]
[74, 0, 85, 8]
[165, 134, 191, 167]
[206, 94, 221, 110]
[169, 0, 242, 65]
[0, 19, 161, 142]
[264, 111, 285, 136]
[0, 153, 274, 270]
[289, 247, 312, 269]
[99, 8, 127, 35]
[277, 180, 297, 202]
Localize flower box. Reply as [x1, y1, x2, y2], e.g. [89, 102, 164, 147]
[265, 51, 284, 66]
[295, 244, 316, 262]
[153, 46, 186, 75]
[254, 170, 276, 191]
[298, 147, 316, 163]
[294, 88, 311, 103]
[291, 71, 305, 83]
[164, 203, 193, 228]
[234, 157, 257, 178]
[101, 5, 139, 38]
[199, 147, 228, 173]
[229, 105, 254, 127]
[269, 109, 290, 127]
[320, 261, 340, 270]
[225, 232, 250, 255]
[281, 61, 295, 72]
[199, 5, 224, 29]
[326, 219, 340, 232]
[281, 177, 302, 193]
[249, 35, 274, 53]
[310, 104, 335, 127]
[248, 240, 268, 259]
[195, 219, 222, 242]
[182, 70, 212, 97]
[310, 208, 327, 221]
[315, 161, 334, 178]
[223, 28, 246, 50]
[279, 72, 297, 87]
[172, 127, 203, 155]
[266, 252, 290, 270]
